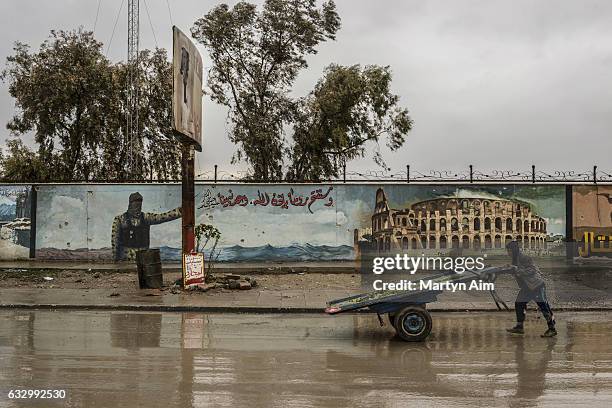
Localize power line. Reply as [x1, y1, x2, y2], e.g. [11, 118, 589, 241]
[143, 0, 159, 48]
[93, 0, 102, 33]
[165, 0, 174, 26]
[106, 0, 126, 56]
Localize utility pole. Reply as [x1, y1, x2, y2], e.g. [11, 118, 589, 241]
[172, 27, 204, 287]
[172, 27, 203, 255]
[127, 0, 140, 177]
[181, 144, 195, 253]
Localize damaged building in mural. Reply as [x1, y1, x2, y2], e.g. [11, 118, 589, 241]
[356, 188, 549, 253]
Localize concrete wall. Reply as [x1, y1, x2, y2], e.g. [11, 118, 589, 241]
[3, 182, 611, 262]
[4, 183, 568, 262]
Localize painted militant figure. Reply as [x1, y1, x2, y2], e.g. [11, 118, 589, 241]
[505, 240, 557, 337]
[111, 192, 182, 261]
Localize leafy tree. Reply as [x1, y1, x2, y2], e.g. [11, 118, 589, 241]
[2, 29, 113, 181]
[192, 0, 341, 181]
[104, 48, 182, 180]
[1, 28, 180, 181]
[287, 64, 413, 181]
[137, 49, 182, 181]
[0, 139, 50, 182]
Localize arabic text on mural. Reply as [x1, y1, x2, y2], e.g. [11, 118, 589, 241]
[199, 187, 334, 214]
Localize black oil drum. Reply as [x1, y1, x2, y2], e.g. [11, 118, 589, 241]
[136, 249, 163, 289]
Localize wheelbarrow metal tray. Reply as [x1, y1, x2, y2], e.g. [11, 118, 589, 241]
[325, 266, 511, 314]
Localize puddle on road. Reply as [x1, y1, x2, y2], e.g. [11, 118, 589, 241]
[0, 311, 611, 407]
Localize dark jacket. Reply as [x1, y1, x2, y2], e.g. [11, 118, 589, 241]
[506, 240, 545, 291]
[111, 208, 182, 261]
[513, 253, 545, 291]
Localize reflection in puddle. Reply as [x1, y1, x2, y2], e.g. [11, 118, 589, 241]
[0, 311, 611, 407]
[111, 313, 162, 349]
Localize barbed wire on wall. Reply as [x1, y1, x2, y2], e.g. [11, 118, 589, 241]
[597, 170, 612, 182]
[194, 164, 611, 184]
[196, 169, 251, 181]
[4, 165, 608, 184]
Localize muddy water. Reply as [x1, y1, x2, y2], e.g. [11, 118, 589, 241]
[0, 311, 611, 407]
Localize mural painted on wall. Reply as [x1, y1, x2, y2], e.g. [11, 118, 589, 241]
[32, 184, 567, 262]
[111, 192, 182, 261]
[196, 185, 350, 261]
[0, 185, 31, 260]
[36, 185, 183, 261]
[35, 184, 351, 262]
[348, 185, 566, 256]
[573, 185, 612, 258]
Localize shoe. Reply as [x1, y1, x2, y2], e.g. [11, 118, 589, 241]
[506, 325, 524, 335]
[541, 328, 557, 338]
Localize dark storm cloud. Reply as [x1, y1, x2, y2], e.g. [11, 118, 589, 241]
[1, 0, 611, 175]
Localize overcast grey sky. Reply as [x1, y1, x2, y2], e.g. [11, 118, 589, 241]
[1, 0, 611, 177]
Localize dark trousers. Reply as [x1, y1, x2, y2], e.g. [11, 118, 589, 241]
[515, 285, 555, 328]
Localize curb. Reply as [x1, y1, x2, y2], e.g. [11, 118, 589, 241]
[0, 266, 358, 275]
[1, 304, 610, 313]
[0, 304, 323, 313]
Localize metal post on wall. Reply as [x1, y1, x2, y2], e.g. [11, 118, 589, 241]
[407, 165, 410, 183]
[214, 164, 218, 184]
[593, 165, 597, 184]
[29, 185, 37, 259]
[565, 184, 574, 260]
[343, 162, 346, 183]
[469, 165, 473, 184]
[532, 165, 536, 183]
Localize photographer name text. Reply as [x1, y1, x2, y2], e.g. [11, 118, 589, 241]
[372, 279, 494, 292]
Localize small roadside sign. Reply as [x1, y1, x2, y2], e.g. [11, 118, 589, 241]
[183, 252, 205, 288]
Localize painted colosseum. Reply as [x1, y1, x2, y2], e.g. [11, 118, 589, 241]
[358, 188, 548, 253]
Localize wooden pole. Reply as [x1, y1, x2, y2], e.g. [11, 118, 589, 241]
[181, 143, 195, 254]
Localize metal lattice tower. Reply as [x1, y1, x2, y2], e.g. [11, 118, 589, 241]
[127, 0, 140, 176]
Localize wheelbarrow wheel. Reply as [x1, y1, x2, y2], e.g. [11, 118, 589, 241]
[394, 306, 432, 342]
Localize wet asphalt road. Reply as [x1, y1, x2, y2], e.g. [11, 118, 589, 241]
[0, 310, 611, 408]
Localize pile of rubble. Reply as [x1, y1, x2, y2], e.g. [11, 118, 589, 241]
[210, 273, 258, 290]
[173, 273, 258, 293]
